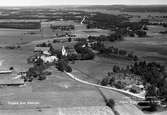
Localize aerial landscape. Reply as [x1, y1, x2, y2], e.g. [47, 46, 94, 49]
[0, 0, 167, 115]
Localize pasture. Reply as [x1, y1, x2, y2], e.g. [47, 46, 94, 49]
[104, 25, 167, 66]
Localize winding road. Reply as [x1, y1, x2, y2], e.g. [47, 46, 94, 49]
[65, 72, 145, 100]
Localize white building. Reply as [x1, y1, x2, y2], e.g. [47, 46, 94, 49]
[40, 55, 58, 63]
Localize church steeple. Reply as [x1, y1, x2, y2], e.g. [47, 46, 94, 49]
[62, 46, 67, 56]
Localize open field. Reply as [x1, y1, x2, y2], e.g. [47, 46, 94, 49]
[104, 25, 167, 66]
[0, 48, 33, 71]
[104, 38, 167, 65]
[0, 106, 114, 115]
[0, 66, 106, 109]
[0, 29, 40, 46]
[71, 56, 132, 83]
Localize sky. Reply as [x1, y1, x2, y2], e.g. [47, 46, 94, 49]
[0, 0, 166, 6]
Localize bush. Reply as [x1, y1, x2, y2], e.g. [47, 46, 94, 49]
[119, 50, 127, 56]
[56, 59, 72, 72]
[38, 75, 46, 80]
[91, 42, 105, 51]
[9, 67, 14, 70]
[128, 53, 134, 59]
[36, 42, 52, 47]
[56, 60, 65, 72]
[53, 39, 60, 43]
[129, 88, 137, 93]
[65, 65, 72, 73]
[107, 99, 115, 109]
[138, 102, 150, 106]
[142, 103, 157, 112]
[101, 77, 109, 86]
[113, 65, 120, 73]
[136, 30, 147, 37]
[129, 32, 135, 37]
[74, 42, 95, 60]
[133, 55, 138, 61]
[114, 81, 125, 89]
[68, 37, 72, 42]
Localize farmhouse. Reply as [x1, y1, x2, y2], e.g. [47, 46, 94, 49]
[40, 55, 58, 63]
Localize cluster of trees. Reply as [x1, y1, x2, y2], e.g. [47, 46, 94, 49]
[100, 66, 130, 89]
[115, 22, 147, 37]
[36, 42, 52, 47]
[130, 61, 167, 97]
[55, 59, 72, 73]
[91, 42, 138, 61]
[110, 61, 167, 98]
[74, 41, 95, 60]
[112, 65, 122, 73]
[109, 33, 124, 41]
[101, 60, 167, 95]
[130, 62, 165, 84]
[50, 25, 74, 31]
[128, 61, 167, 111]
[52, 37, 72, 43]
[159, 31, 167, 34]
[86, 13, 147, 38]
[5, 45, 21, 49]
[163, 24, 167, 27]
[100, 61, 167, 112]
[105, 61, 167, 108]
[86, 13, 128, 29]
[24, 58, 48, 82]
[100, 74, 126, 90]
[135, 30, 147, 37]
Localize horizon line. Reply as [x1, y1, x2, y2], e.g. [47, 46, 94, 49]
[0, 4, 167, 7]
